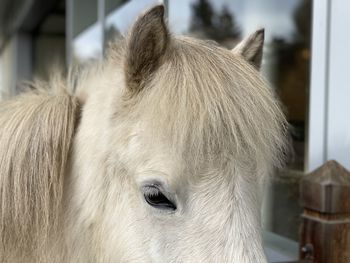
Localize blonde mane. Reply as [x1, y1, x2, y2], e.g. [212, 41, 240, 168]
[122, 36, 288, 169]
[0, 79, 79, 260]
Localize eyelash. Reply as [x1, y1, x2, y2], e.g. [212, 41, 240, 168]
[143, 186, 177, 211]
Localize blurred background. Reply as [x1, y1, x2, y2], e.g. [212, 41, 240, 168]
[0, 0, 349, 262]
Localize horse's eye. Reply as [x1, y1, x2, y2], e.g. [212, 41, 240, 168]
[143, 186, 176, 211]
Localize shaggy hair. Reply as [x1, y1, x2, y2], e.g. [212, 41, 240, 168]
[0, 78, 79, 261]
[118, 36, 288, 169]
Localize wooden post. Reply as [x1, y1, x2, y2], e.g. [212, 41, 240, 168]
[300, 160, 350, 262]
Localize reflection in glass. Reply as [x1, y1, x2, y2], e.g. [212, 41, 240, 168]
[72, 0, 102, 63]
[106, 0, 129, 16]
[72, 0, 160, 65]
[73, 23, 103, 63]
[73, 0, 98, 37]
[0, 57, 3, 97]
[104, 0, 159, 45]
[189, 0, 240, 47]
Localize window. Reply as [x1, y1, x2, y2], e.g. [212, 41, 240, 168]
[70, 0, 159, 64]
[71, 0, 102, 63]
[104, 0, 158, 44]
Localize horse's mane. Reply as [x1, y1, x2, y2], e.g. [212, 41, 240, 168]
[0, 77, 79, 258]
[127, 36, 288, 169]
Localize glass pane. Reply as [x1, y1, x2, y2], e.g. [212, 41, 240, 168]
[0, 47, 7, 98]
[72, 0, 102, 63]
[169, 0, 311, 243]
[73, 0, 98, 37]
[105, 0, 129, 17]
[33, 1, 66, 81]
[0, 41, 16, 98]
[169, 0, 243, 47]
[104, 0, 159, 45]
[0, 53, 3, 98]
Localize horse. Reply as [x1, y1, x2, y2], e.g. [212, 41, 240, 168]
[0, 5, 287, 263]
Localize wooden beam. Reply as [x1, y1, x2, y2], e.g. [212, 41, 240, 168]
[300, 160, 350, 262]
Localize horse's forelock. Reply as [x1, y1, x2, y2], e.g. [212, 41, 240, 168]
[130, 37, 288, 169]
[0, 80, 79, 259]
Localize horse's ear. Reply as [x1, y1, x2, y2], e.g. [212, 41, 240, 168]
[232, 29, 264, 70]
[125, 5, 169, 93]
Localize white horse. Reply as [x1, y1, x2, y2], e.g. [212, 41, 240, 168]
[0, 5, 287, 263]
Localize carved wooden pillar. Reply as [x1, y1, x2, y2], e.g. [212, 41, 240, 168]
[300, 160, 350, 262]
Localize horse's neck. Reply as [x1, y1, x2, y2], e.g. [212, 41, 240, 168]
[62, 75, 119, 262]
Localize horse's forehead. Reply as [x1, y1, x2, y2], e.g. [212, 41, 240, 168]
[125, 133, 217, 182]
[121, 125, 184, 175]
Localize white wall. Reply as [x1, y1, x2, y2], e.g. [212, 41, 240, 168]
[308, 0, 350, 171]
